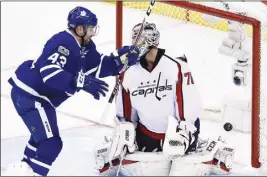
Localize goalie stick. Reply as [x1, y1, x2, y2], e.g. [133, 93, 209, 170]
[97, 1, 156, 175]
[99, 0, 156, 126]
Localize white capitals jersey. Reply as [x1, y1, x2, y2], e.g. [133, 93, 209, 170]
[116, 49, 202, 137]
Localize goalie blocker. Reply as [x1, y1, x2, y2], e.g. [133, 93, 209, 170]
[94, 116, 235, 176]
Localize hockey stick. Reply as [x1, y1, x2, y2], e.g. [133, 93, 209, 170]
[116, 146, 127, 176]
[99, 0, 156, 125]
[99, 2, 156, 175]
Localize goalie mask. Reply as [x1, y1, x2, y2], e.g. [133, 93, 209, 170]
[132, 22, 160, 57]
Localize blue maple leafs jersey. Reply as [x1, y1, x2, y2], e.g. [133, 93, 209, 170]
[8, 29, 120, 107]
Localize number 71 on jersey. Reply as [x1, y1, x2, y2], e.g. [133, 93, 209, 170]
[184, 72, 194, 85]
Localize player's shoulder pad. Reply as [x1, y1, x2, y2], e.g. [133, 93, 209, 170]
[50, 31, 75, 46]
[164, 53, 188, 64]
[44, 30, 78, 57]
[175, 55, 188, 63]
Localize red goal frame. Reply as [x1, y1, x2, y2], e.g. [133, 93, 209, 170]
[115, 1, 261, 168]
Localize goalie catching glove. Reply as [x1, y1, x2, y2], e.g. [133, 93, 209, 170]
[163, 116, 198, 160]
[94, 119, 136, 172]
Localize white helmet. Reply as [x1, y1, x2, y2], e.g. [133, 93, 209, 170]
[132, 22, 160, 57]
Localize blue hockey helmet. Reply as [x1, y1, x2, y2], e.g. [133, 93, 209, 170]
[67, 6, 98, 29]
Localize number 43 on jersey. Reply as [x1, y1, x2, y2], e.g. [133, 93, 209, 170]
[48, 53, 67, 68]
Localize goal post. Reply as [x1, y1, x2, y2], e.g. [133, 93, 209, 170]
[116, 1, 123, 49]
[114, 1, 266, 169]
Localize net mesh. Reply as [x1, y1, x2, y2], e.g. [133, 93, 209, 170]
[122, 1, 267, 41]
[110, 1, 267, 169]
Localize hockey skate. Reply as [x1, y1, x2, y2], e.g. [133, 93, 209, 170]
[3, 161, 35, 176]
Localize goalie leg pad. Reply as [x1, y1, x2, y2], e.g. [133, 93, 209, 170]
[209, 142, 235, 175]
[109, 121, 136, 160]
[94, 136, 113, 170]
[98, 158, 120, 176]
[94, 121, 136, 175]
[120, 151, 171, 176]
[170, 138, 235, 176]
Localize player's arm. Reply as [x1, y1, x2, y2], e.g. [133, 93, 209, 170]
[174, 56, 203, 124]
[84, 42, 140, 78]
[165, 55, 202, 154]
[100, 46, 140, 77]
[38, 41, 108, 99]
[115, 72, 138, 124]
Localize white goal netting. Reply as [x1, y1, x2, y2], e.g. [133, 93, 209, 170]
[114, 1, 267, 170]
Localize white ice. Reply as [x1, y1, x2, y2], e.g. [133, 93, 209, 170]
[1, 2, 266, 176]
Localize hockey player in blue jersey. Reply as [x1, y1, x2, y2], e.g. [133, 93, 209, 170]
[4, 6, 140, 176]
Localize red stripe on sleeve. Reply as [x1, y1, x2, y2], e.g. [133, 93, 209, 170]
[122, 89, 132, 121]
[120, 72, 132, 121]
[176, 63, 185, 121]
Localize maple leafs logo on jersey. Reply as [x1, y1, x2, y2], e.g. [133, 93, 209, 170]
[80, 10, 87, 16]
[81, 47, 89, 59]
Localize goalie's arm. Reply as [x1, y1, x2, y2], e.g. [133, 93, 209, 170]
[115, 72, 138, 123]
[174, 58, 203, 124]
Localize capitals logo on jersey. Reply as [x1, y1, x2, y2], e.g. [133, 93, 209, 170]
[131, 72, 172, 101]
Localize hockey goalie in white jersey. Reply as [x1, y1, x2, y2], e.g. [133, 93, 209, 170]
[94, 22, 235, 176]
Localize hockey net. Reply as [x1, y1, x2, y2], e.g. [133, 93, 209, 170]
[112, 1, 267, 171]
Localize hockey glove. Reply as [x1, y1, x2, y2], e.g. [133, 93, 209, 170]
[75, 71, 109, 100]
[163, 116, 197, 160]
[112, 45, 140, 72]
